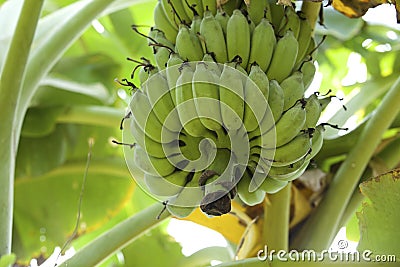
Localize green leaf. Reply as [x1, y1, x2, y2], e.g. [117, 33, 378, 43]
[31, 75, 113, 107]
[21, 106, 65, 137]
[122, 225, 184, 267]
[357, 169, 400, 257]
[0, 254, 16, 267]
[13, 158, 134, 261]
[16, 125, 68, 178]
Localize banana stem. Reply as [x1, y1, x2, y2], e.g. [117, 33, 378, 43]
[300, 1, 321, 33]
[58, 203, 170, 267]
[262, 182, 291, 251]
[0, 0, 44, 256]
[291, 76, 400, 250]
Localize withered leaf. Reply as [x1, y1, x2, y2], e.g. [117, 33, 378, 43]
[332, 0, 389, 18]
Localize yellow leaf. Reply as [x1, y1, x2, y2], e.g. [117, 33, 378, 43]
[332, 0, 389, 18]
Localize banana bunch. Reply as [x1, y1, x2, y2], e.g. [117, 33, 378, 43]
[120, 0, 326, 218]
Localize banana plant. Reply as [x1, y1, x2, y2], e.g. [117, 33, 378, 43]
[1, 0, 400, 266]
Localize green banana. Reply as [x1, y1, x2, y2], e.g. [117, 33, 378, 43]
[219, 0, 239, 16]
[247, 17, 276, 72]
[274, 100, 306, 147]
[183, 0, 204, 19]
[176, 24, 204, 61]
[154, 1, 178, 43]
[295, 15, 313, 64]
[144, 71, 182, 132]
[280, 71, 305, 111]
[175, 63, 210, 137]
[219, 63, 245, 131]
[266, 30, 299, 83]
[215, 9, 229, 35]
[167, 172, 205, 218]
[160, 0, 191, 26]
[190, 14, 202, 35]
[267, 79, 285, 124]
[304, 93, 322, 129]
[200, 9, 228, 63]
[278, 6, 300, 38]
[305, 124, 324, 161]
[133, 145, 176, 177]
[270, 159, 309, 182]
[144, 170, 189, 197]
[267, 156, 306, 180]
[258, 176, 288, 193]
[237, 168, 266, 206]
[129, 90, 176, 143]
[202, 0, 217, 15]
[300, 60, 316, 90]
[166, 53, 185, 106]
[154, 46, 171, 71]
[192, 61, 224, 132]
[246, 0, 269, 25]
[268, 0, 285, 31]
[130, 118, 179, 158]
[226, 9, 251, 68]
[202, 52, 222, 75]
[272, 130, 312, 167]
[153, 28, 176, 50]
[243, 64, 269, 132]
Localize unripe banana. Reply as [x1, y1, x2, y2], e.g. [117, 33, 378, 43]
[243, 64, 269, 132]
[175, 63, 210, 137]
[176, 24, 204, 61]
[267, 157, 306, 180]
[167, 172, 204, 218]
[183, 0, 204, 19]
[226, 9, 251, 68]
[160, 0, 191, 26]
[272, 130, 312, 167]
[295, 15, 313, 64]
[266, 30, 299, 83]
[192, 61, 224, 132]
[144, 71, 182, 132]
[153, 29, 176, 50]
[133, 145, 176, 177]
[274, 100, 306, 147]
[237, 168, 266, 206]
[154, 46, 171, 71]
[130, 118, 179, 158]
[202, 0, 217, 15]
[190, 14, 202, 35]
[278, 6, 300, 38]
[130, 90, 176, 143]
[305, 124, 324, 161]
[303, 93, 322, 129]
[280, 71, 305, 111]
[268, 0, 285, 30]
[200, 10, 228, 63]
[267, 79, 285, 123]
[154, 2, 178, 43]
[246, 0, 269, 25]
[247, 18, 276, 72]
[144, 170, 189, 197]
[219, 0, 239, 16]
[138, 64, 158, 86]
[270, 159, 309, 182]
[219, 63, 245, 131]
[202, 53, 222, 75]
[215, 9, 229, 35]
[300, 60, 316, 90]
[258, 176, 288, 193]
[166, 53, 185, 106]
